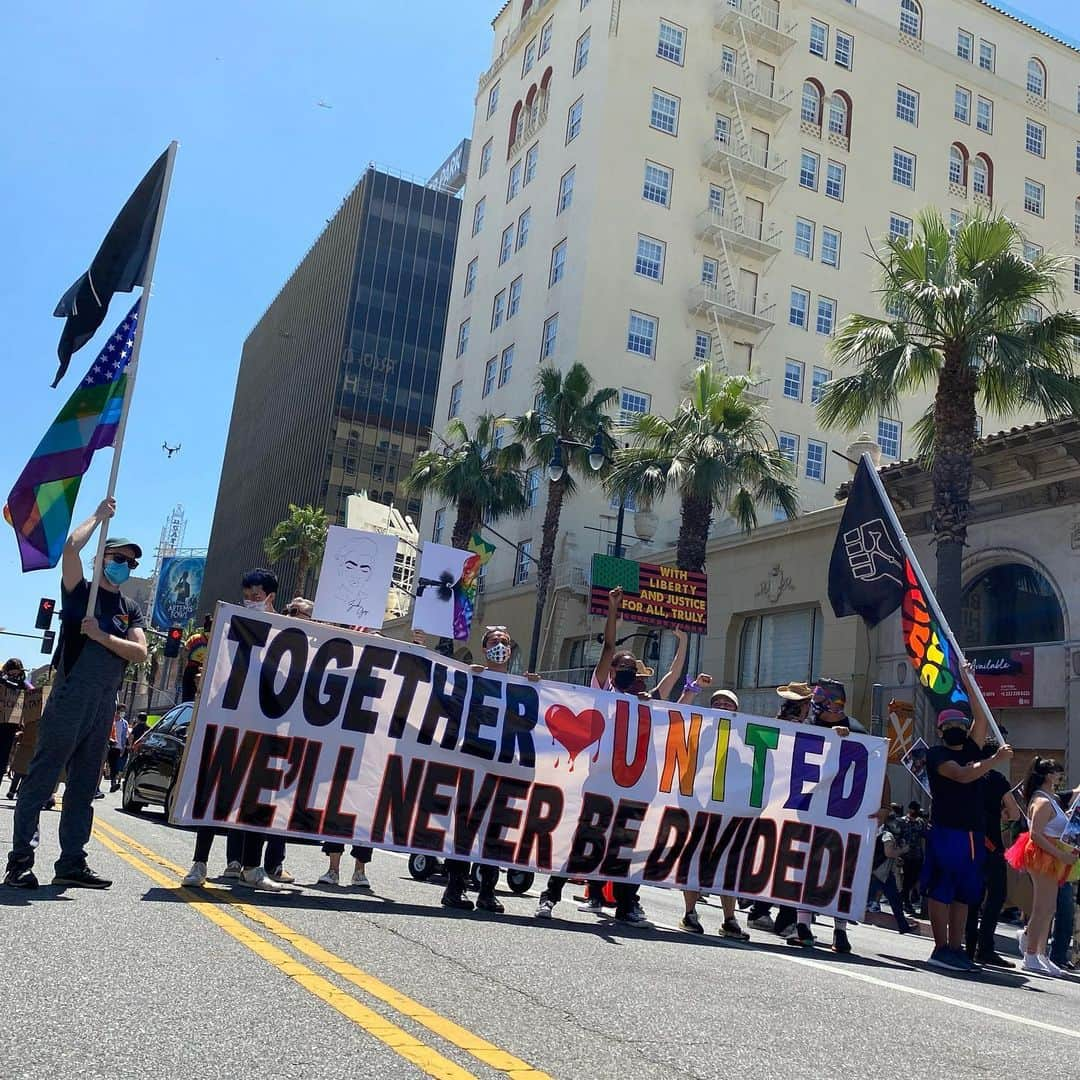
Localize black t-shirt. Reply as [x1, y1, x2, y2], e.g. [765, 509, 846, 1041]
[980, 769, 1012, 852]
[55, 579, 144, 682]
[926, 738, 983, 831]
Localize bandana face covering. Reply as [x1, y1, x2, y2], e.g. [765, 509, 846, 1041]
[485, 643, 512, 664]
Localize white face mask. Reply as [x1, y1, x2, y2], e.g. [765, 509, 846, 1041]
[243, 597, 268, 610]
[485, 642, 512, 665]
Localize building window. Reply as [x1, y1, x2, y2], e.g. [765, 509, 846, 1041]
[657, 20, 685, 65]
[472, 197, 486, 236]
[892, 148, 915, 189]
[889, 212, 912, 239]
[549, 239, 567, 285]
[948, 144, 967, 186]
[1027, 57, 1046, 98]
[432, 508, 446, 545]
[721, 46, 737, 76]
[642, 160, 672, 206]
[524, 143, 539, 185]
[1024, 240, 1043, 262]
[557, 167, 575, 213]
[805, 440, 826, 481]
[783, 359, 804, 400]
[821, 227, 841, 268]
[877, 416, 901, 458]
[960, 563, 1063, 648]
[627, 311, 658, 357]
[979, 40, 995, 72]
[976, 97, 993, 134]
[811, 366, 831, 404]
[508, 276, 523, 319]
[801, 81, 822, 125]
[514, 541, 533, 585]
[789, 288, 809, 329]
[650, 89, 680, 135]
[634, 234, 665, 280]
[1074, 261, 1080, 294]
[492, 426, 505, 451]
[896, 85, 919, 125]
[948, 209, 963, 237]
[954, 86, 971, 124]
[827, 94, 849, 137]
[738, 608, 823, 689]
[525, 467, 541, 508]
[464, 257, 478, 296]
[957, 29, 973, 61]
[708, 184, 725, 212]
[1024, 179, 1044, 217]
[799, 150, 820, 190]
[448, 382, 463, 419]
[715, 114, 731, 144]
[479, 138, 493, 177]
[619, 388, 651, 427]
[816, 297, 836, 335]
[456, 317, 470, 357]
[487, 81, 500, 118]
[539, 16, 553, 56]
[899, 0, 921, 38]
[541, 313, 559, 359]
[835, 31, 853, 70]
[794, 218, 815, 258]
[522, 36, 537, 77]
[1075, 199, 1080, 243]
[701, 256, 718, 285]
[498, 345, 514, 386]
[1025, 119, 1045, 157]
[573, 28, 591, 74]
[566, 97, 583, 142]
[825, 160, 845, 200]
[491, 290, 506, 330]
[482, 357, 497, 397]
[516, 207, 531, 251]
[809, 19, 828, 58]
[694, 331, 711, 360]
[779, 432, 799, 464]
[972, 156, 990, 197]
[499, 224, 514, 265]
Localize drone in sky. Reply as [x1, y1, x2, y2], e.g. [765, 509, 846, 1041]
[162, 442, 181, 459]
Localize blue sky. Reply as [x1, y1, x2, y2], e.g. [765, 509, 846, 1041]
[0, 0, 1075, 667]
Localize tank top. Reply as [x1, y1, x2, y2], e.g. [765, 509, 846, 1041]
[1030, 790, 1069, 840]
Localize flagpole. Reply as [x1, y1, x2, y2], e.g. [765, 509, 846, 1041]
[86, 141, 178, 618]
[859, 452, 1005, 747]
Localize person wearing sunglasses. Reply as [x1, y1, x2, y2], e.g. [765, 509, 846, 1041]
[5, 498, 147, 890]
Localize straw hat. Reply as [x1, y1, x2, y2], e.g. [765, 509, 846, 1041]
[776, 681, 813, 701]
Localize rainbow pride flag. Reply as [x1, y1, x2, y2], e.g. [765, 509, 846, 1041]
[6, 301, 140, 571]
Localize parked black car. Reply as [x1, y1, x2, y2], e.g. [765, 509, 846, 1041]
[121, 702, 192, 815]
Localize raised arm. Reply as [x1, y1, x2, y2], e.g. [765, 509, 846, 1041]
[62, 498, 115, 591]
[655, 628, 689, 701]
[592, 587, 623, 689]
[960, 662, 991, 749]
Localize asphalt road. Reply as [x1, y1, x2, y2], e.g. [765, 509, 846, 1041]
[2, 792, 1079, 1080]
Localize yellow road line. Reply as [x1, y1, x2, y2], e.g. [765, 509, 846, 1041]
[91, 828, 479, 1080]
[95, 819, 552, 1080]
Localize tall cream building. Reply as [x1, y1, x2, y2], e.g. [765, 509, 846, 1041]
[426, 0, 1080, 671]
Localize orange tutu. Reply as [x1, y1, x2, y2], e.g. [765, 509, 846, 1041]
[1004, 833, 1069, 883]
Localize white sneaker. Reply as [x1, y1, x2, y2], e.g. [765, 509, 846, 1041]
[1039, 954, 1065, 977]
[535, 897, 555, 919]
[1021, 953, 1046, 974]
[181, 861, 207, 887]
[351, 869, 372, 891]
[222, 860, 242, 880]
[317, 869, 340, 886]
[240, 867, 285, 892]
[1017, 926, 1029, 955]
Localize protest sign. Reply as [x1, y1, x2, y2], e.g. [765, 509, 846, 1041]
[313, 527, 397, 628]
[901, 737, 930, 797]
[589, 554, 708, 634]
[412, 542, 481, 641]
[886, 700, 914, 765]
[172, 605, 887, 918]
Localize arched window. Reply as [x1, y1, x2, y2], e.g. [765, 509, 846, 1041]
[540, 66, 553, 94]
[521, 0, 534, 19]
[508, 100, 524, 155]
[948, 143, 968, 186]
[960, 563, 1064, 647]
[801, 80, 822, 125]
[1027, 57, 1046, 97]
[972, 155, 989, 196]
[899, 0, 921, 39]
[828, 92, 851, 137]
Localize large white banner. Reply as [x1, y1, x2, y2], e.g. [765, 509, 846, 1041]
[173, 605, 887, 919]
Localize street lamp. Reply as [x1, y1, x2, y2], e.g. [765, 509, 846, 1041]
[545, 425, 626, 557]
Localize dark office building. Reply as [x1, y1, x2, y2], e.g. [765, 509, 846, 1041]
[202, 164, 462, 608]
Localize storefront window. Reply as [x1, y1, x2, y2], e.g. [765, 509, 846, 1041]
[960, 563, 1063, 647]
[738, 608, 823, 688]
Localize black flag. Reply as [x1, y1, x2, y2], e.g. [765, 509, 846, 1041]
[827, 457, 907, 627]
[51, 148, 169, 387]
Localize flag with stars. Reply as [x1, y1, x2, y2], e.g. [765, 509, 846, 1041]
[4, 302, 140, 571]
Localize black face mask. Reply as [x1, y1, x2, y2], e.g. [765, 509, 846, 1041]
[941, 727, 969, 748]
[612, 668, 637, 691]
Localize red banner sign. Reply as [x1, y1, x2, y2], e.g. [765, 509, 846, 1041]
[969, 648, 1034, 709]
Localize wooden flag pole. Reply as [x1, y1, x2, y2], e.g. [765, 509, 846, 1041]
[86, 140, 179, 617]
[859, 452, 1005, 747]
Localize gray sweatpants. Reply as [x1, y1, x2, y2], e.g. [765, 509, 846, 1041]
[8, 664, 118, 875]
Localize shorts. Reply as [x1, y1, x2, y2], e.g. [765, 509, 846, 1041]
[921, 827, 985, 906]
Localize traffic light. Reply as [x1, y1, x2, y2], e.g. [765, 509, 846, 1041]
[40, 630, 55, 655]
[164, 625, 183, 658]
[35, 597, 56, 631]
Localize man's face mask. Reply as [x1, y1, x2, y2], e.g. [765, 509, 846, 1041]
[484, 642, 512, 665]
[612, 667, 637, 691]
[941, 725, 970, 748]
[103, 560, 131, 586]
[243, 596, 268, 610]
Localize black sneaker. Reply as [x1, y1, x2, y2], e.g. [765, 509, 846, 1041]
[4, 864, 38, 889]
[975, 950, 1016, 969]
[832, 928, 853, 954]
[787, 923, 815, 948]
[476, 893, 505, 913]
[441, 891, 475, 911]
[53, 866, 112, 889]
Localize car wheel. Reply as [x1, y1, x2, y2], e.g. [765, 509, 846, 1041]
[506, 870, 534, 895]
[164, 782, 178, 822]
[408, 853, 436, 881]
[121, 769, 146, 813]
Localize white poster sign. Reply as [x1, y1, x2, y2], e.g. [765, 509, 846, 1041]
[411, 542, 472, 639]
[312, 527, 397, 628]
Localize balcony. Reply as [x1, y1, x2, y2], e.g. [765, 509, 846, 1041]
[688, 284, 775, 333]
[478, 0, 555, 91]
[742, 377, 771, 402]
[702, 138, 787, 189]
[509, 97, 549, 157]
[715, 0, 797, 53]
[696, 208, 782, 259]
[709, 66, 792, 120]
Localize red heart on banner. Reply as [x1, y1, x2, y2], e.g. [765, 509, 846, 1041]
[544, 704, 605, 764]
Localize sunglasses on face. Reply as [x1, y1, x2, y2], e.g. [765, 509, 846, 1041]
[485, 625, 508, 632]
[107, 553, 139, 570]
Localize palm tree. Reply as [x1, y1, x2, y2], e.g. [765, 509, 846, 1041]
[816, 209, 1080, 624]
[263, 503, 329, 596]
[405, 414, 527, 548]
[606, 365, 799, 574]
[514, 363, 618, 670]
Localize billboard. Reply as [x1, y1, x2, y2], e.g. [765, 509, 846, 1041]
[970, 648, 1035, 709]
[151, 556, 206, 631]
